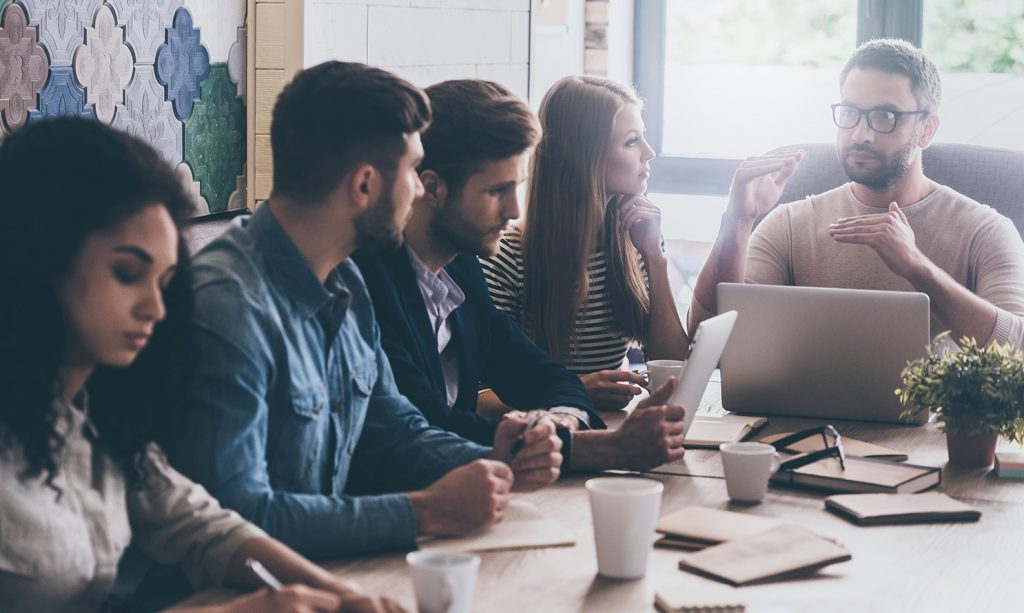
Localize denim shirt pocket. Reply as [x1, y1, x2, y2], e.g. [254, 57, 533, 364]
[269, 384, 327, 491]
[345, 359, 378, 452]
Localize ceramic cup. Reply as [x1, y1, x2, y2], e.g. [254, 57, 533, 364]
[719, 442, 782, 503]
[406, 550, 480, 613]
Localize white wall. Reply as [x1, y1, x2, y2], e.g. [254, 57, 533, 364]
[304, 0, 530, 101]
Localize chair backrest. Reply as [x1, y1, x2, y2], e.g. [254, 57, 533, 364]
[768, 142, 1024, 235]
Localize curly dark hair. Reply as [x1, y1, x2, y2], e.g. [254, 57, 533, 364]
[0, 118, 195, 488]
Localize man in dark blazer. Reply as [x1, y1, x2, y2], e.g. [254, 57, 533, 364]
[354, 80, 688, 472]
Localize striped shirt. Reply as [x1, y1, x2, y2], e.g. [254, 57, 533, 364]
[481, 225, 644, 375]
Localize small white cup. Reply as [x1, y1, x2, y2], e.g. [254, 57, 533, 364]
[646, 359, 687, 394]
[406, 550, 480, 613]
[586, 477, 664, 579]
[719, 442, 782, 504]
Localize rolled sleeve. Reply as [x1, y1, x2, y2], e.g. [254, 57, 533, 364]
[127, 445, 265, 589]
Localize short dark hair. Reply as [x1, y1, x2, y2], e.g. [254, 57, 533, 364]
[271, 61, 431, 203]
[841, 38, 942, 111]
[0, 118, 195, 488]
[421, 80, 540, 198]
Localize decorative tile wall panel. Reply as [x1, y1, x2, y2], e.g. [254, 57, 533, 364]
[73, 4, 133, 123]
[0, 3, 49, 130]
[108, 0, 181, 65]
[113, 64, 182, 167]
[227, 26, 245, 100]
[184, 64, 243, 213]
[22, 0, 103, 67]
[155, 7, 209, 121]
[27, 65, 95, 121]
[176, 161, 209, 216]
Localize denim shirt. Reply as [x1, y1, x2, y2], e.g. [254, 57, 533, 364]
[175, 205, 491, 559]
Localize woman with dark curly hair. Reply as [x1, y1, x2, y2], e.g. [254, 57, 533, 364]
[0, 118, 400, 613]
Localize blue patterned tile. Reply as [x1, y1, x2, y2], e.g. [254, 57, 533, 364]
[108, 0, 181, 65]
[27, 66, 95, 122]
[21, 0, 103, 67]
[155, 7, 209, 121]
[113, 64, 182, 167]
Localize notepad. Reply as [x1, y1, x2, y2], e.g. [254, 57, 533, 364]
[677, 524, 851, 586]
[771, 456, 940, 494]
[416, 500, 576, 553]
[824, 492, 981, 525]
[759, 432, 908, 461]
[683, 415, 768, 448]
[656, 506, 783, 551]
[654, 581, 745, 613]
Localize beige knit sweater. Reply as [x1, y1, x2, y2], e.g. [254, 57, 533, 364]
[692, 183, 1024, 348]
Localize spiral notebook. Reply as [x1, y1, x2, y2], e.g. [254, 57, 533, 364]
[824, 492, 981, 525]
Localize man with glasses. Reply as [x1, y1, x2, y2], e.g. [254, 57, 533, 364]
[689, 38, 1024, 350]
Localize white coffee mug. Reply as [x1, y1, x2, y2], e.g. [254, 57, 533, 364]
[586, 477, 664, 579]
[406, 550, 480, 613]
[646, 359, 687, 395]
[719, 442, 782, 503]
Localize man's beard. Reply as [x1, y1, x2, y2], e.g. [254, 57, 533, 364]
[430, 196, 501, 258]
[841, 133, 918, 190]
[355, 178, 404, 251]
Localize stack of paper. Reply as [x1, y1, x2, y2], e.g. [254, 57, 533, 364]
[995, 451, 1024, 478]
[417, 500, 576, 553]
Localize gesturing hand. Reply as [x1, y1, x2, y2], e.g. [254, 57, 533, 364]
[828, 202, 926, 280]
[580, 369, 646, 410]
[617, 195, 664, 259]
[725, 151, 803, 223]
[612, 378, 687, 470]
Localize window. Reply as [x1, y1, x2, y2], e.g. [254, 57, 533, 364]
[923, 0, 1024, 148]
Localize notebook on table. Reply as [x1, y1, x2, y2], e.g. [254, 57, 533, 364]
[771, 456, 940, 494]
[654, 581, 745, 613]
[684, 414, 768, 448]
[417, 500, 575, 553]
[677, 524, 852, 586]
[656, 506, 783, 551]
[825, 492, 981, 525]
[759, 431, 908, 461]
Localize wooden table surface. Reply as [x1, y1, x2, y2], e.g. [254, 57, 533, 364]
[193, 382, 1024, 612]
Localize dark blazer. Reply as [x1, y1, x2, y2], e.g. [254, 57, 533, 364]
[353, 246, 603, 445]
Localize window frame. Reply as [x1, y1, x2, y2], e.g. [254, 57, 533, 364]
[635, 0, 923, 196]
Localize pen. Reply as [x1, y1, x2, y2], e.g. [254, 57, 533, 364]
[503, 413, 543, 464]
[245, 558, 284, 592]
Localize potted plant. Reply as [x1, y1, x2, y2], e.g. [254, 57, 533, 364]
[897, 332, 1024, 468]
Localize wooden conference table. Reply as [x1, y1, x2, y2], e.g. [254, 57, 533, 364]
[193, 380, 1024, 612]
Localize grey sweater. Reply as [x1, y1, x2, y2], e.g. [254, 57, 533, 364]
[692, 183, 1024, 348]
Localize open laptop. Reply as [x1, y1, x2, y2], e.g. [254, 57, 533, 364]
[672, 310, 738, 433]
[717, 283, 930, 425]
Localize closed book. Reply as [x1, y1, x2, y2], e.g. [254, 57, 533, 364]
[677, 525, 851, 586]
[760, 432, 908, 461]
[771, 455, 940, 494]
[656, 506, 783, 550]
[825, 492, 981, 525]
[684, 415, 768, 448]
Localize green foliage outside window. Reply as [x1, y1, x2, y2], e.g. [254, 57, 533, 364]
[925, 0, 1024, 73]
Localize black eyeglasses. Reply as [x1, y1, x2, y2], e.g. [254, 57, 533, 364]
[769, 425, 846, 471]
[831, 103, 928, 134]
